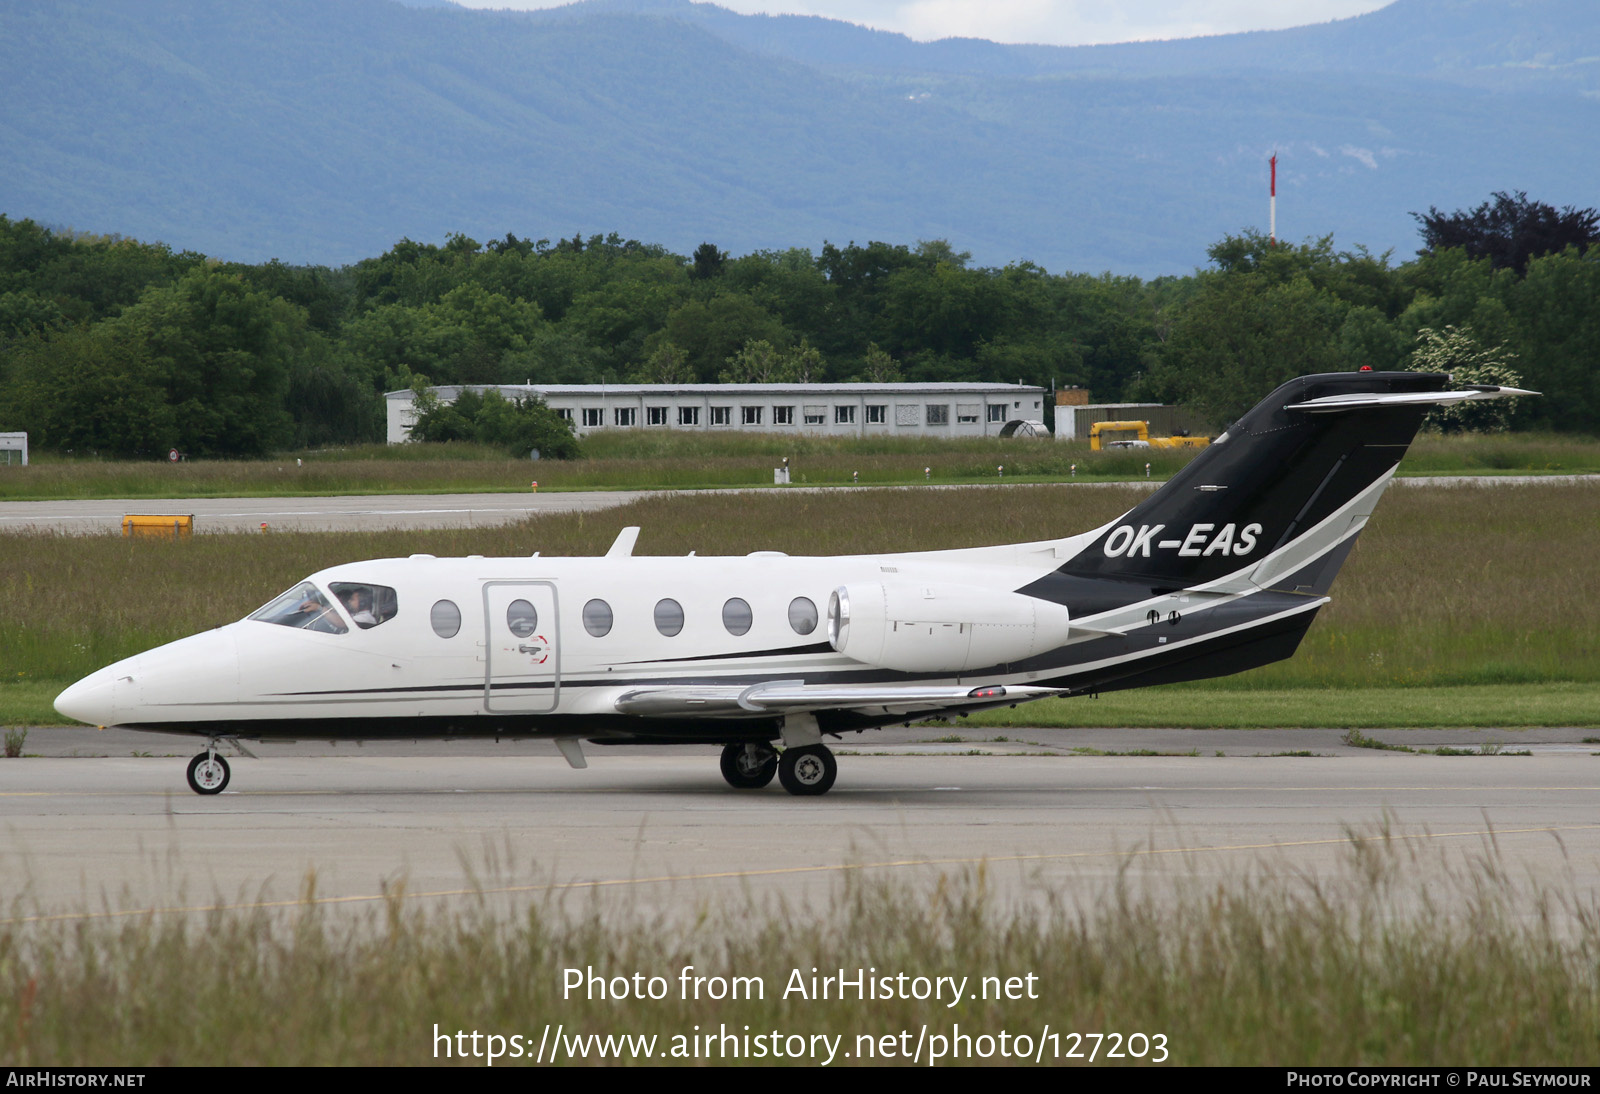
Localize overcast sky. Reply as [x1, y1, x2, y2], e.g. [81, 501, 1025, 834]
[449, 1, 1395, 46]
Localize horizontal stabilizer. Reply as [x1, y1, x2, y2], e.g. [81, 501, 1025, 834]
[614, 681, 1062, 717]
[1283, 386, 1536, 413]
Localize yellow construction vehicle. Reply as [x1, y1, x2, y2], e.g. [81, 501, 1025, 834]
[1087, 420, 1210, 451]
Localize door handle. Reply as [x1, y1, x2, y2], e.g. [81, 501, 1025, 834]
[518, 645, 543, 655]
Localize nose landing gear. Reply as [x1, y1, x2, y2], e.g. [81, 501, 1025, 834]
[186, 748, 231, 795]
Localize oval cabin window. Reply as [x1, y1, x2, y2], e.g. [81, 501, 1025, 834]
[583, 599, 613, 638]
[506, 599, 538, 638]
[430, 600, 461, 639]
[788, 596, 818, 635]
[654, 598, 684, 637]
[722, 597, 752, 636]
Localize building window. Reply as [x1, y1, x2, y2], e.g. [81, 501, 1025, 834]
[957, 404, 980, 423]
[581, 408, 603, 428]
[926, 404, 949, 426]
[614, 407, 636, 427]
[866, 404, 886, 424]
[742, 406, 763, 425]
[646, 406, 668, 426]
[834, 405, 856, 425]
[710, 406, 731, 426]
[556, 408, 573, 422]
[987, 404, 1006, 423]
[678, 406, 700, 426]
[773, 406, 794, 425]
[803, 405, 826, 425]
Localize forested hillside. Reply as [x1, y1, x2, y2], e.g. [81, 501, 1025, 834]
[2, 195, 1595, 458]
[2, 0, 1596, 274]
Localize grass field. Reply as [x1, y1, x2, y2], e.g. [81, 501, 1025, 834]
[3, 481, 1595, 727]
[3, 843, 1597, 1065]
[1, 430, 1595, 500]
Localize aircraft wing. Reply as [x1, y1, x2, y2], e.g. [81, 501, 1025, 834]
[613, 681, 1062, 718]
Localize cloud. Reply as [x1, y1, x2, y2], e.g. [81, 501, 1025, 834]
[451, 1, 1395, 47]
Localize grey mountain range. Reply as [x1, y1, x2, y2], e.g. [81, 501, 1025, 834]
[2, 0, 1594, 275]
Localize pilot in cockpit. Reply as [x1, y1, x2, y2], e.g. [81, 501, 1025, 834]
[292, 590, 346, 633]
[338, 586, 378, 628]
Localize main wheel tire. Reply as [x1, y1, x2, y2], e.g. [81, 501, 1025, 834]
[778, 744, 836, 797]
[186, 752, 230, 795]
[720, 744, 778, 789]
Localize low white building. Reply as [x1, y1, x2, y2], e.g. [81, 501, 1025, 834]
[0, 432, 26, 466]
[385, 383, 1049, 444]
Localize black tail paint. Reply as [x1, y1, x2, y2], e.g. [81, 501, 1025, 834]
[1025, 372, 1451, 607]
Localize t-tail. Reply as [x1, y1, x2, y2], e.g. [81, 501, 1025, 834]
[1015, 371, 1532, 692]
[1051, 371, 1532, 596]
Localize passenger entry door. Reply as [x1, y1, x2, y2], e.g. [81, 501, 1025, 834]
[483, 581, 560, 713]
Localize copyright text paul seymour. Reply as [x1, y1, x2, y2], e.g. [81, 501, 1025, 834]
[1288, 1074, 1591, 1088]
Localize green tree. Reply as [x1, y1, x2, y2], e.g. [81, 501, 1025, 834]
[719, 339, 789, 383]
[690, 242, 727, 281]
[1141, 272, 1343, 424]
[0, 323, 176, 457]
[854, 342, 902, 382]
[107, 269, 302, 457]
[653, 294, 788, 380]
[629, 341, 695, 384]
[1414, 191, 1600, 273]
[407, 384, 578, 458]
[1505, 248, 1600, 432]
[1406, 326, 1524, 432]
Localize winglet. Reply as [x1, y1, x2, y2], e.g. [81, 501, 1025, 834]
[605, 526, 641, 558]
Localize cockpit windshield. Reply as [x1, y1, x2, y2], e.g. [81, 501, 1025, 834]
[249, 582, 349, 634]
[329, 582, 398, 629]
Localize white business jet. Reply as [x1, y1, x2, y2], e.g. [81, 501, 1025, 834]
[55, 371, 1530, 796]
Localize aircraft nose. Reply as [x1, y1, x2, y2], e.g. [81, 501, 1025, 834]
[55, 665, 119, 727]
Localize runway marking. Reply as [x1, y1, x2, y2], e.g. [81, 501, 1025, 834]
[9, 821, 1600, 925]
[5, 782, 1600, 800]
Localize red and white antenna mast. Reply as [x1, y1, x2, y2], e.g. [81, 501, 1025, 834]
[1269, 152, 1277, 245]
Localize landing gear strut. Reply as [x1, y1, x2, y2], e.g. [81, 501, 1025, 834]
[778, 744, 836, 797]
[186, 748, 230, 795]
[720, 743, 778, 789]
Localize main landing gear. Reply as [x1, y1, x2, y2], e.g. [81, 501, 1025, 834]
[720, 743, 778, 789]
[186, 747, 231, 795]
[718, 743, 836, 796]
[778, 744, 836, 796]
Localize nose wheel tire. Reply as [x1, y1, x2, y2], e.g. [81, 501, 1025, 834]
[778, 744, 836, 796]
[186, 752, 230, 795]
[720, 744, 778, 789]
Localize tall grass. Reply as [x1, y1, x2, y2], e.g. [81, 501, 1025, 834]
[4, 483, 1594, 693]
[2, 838, 1597, 1065]
[1401, 431, 1600, 474]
